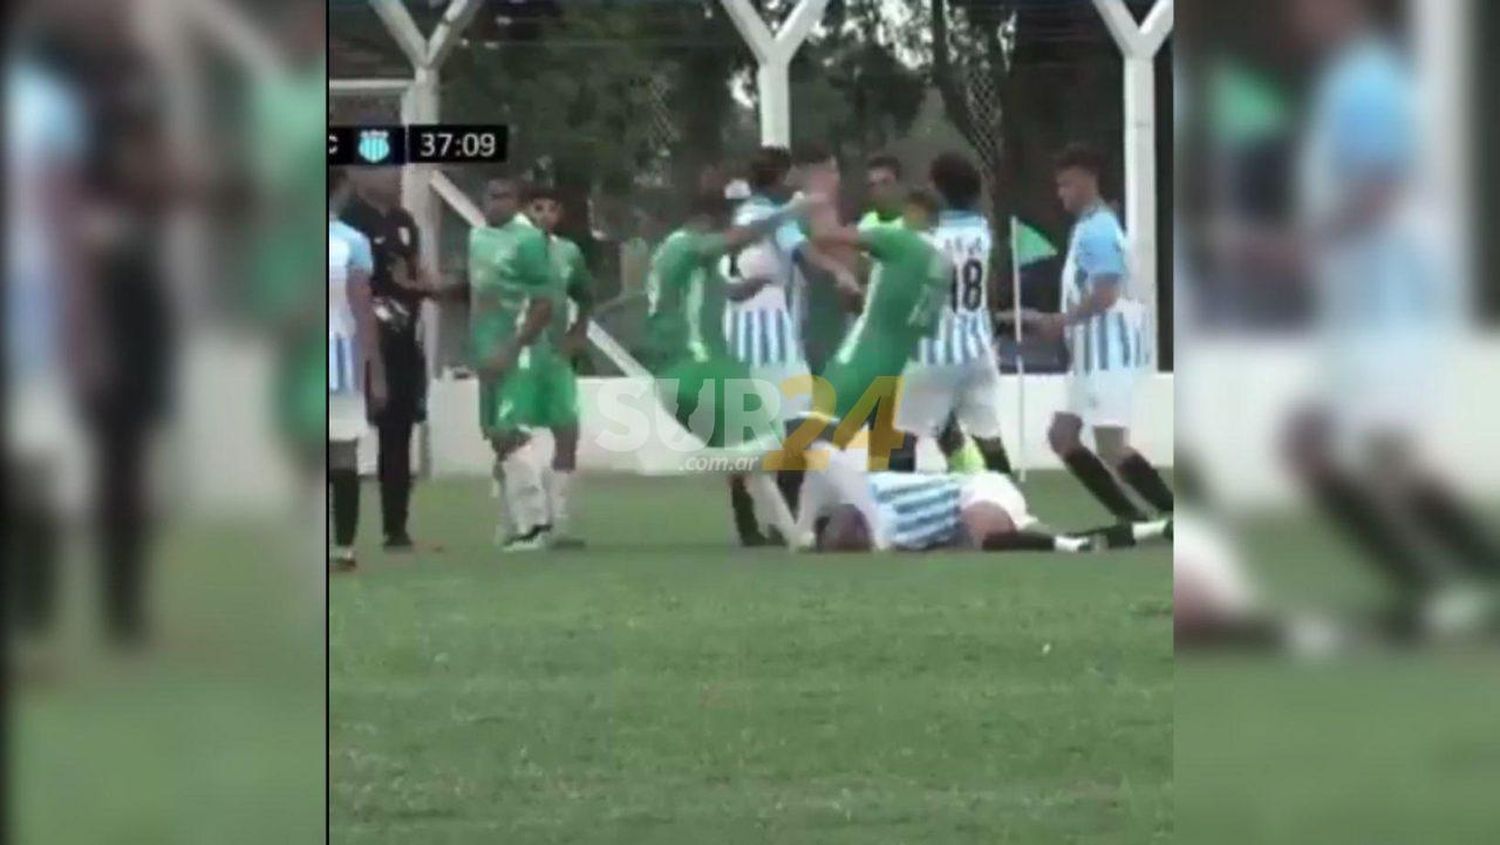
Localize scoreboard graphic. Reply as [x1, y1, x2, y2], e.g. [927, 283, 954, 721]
[328, 124, 509, 166]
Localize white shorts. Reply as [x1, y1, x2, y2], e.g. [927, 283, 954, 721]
[895, 355, 1005, 439]
[748, 360, 813, 425]
[328, 392, 368, 443]
[958, 472, 1037, 531]
[1064, 368, 1137, 429]
[8, 380, 88, 510]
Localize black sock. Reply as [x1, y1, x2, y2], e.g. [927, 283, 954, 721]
[1306, 470, 1434, 592]
[887, 433, 917, 473]
[13, 507, 59, 634]
[1063, 449, 1146, 521]
[1408, 481, 1500, 579]
[728, 477, 763, 543]
[982, 530, 1061, 552]
[381, 473, 411, 539]
[1083, 523, 1139, 550]
[1118, 452, 1174, 513]
[936, 417, 965, 456]
[776, 468, 802, 517]
[978, 439, 1013, 475]
[331, 468, 360, 549]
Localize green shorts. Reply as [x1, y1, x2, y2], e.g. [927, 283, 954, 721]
[813, 342, 909, 454]
[478, 351, 579, 436]
[655, 355, 775, 448]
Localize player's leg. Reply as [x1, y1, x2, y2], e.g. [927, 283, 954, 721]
[763, 360, 813, 519]
[7, 456, 60, 636]
[1048, 410, 1146, 522]
[1093, 426, 1172, 515]
[480, 376, 544, 549]
[1285, 407, 1439, 595]
[328, 437, 360, 572]
[954, 472, 1075, 552]
[376, 413, 416, 549]
[328, 388, 368, 573]
[1086, 367, 1171, 514]
[543, 357, 583, 548]
[1374, 433, 1500, 584]
[891, 364, 954, 473]
[956, 356, 1013, 475]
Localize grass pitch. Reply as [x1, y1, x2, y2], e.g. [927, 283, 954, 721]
[330, 472, 1172, 843]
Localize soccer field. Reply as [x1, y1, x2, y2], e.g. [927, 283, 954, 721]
[329, 472, 1173, 843]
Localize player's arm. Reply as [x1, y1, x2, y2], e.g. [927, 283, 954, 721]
[346, 235, 387, 409]
[1036, 227, 1123, 336]
[724, 275, 776, 303]
[717, 196, 819, 253]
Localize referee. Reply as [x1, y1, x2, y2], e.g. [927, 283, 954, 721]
[342, 169, 431, 549]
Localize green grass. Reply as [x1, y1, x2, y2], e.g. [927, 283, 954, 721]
[330, 472, 1173, 843]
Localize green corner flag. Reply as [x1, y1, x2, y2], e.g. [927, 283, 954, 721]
[1011, 219, 1058, 267]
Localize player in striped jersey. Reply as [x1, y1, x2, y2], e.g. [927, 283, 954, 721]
[328, 171, 386, 572]
[725, 147, 859, 534]
[893, 153, 1013, 476]
[793, 444, 1168, 554]
[1032, 144, 1172, 523]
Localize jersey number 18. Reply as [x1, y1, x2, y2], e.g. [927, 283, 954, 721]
[950, 258, 984, 312]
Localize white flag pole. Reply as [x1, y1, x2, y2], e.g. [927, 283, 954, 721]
[1010, 218, 1028, 483]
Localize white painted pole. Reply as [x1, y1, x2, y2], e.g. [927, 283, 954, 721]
[720, 0, 829, 145]
[1122, 54, 1157, 354]
[1010, 218, 1028, 482]
[1092, 0, 1172, 370]
[1412, 0, 1472, 318]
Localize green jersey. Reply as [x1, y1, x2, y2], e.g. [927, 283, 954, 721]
[643, 228, 733, 366]
[247, 64, 325, 324]
[822, 226, 949, 418]
[469, 215, 554, 359]
[544, 234, 592, 346]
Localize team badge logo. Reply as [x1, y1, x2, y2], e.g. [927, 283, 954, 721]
[358, 129, 392, 165]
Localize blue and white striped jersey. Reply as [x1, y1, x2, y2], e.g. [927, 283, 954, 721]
[1060, 205, 1145, 374]
[8, 61, 85, 384]
[913, 210, 993, 366]
[329, 219, 373, 394]
[798, 460, 966, 552]
[722, 195, 806, 368]
[867, 472, 965, 550]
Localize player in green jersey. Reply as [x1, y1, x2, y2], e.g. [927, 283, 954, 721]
[796, 198, 953, 466]
[469, 175, 557, 550]
[645, 190, 822, 546]
[645, 191, 818, 448]
[523, 185, 594, 547]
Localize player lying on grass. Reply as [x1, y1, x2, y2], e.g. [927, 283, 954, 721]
[792, 443, 1169, 554]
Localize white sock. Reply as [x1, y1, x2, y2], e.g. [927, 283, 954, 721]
[544, 469, 573, 535]
[1054, 535, 1090, 553]
[500, 450, 545, 536]
[1132, 519, 1169, 542]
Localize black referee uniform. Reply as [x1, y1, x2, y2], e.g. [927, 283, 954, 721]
[340, 196, 428, 547]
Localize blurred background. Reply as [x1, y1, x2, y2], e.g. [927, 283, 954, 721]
[6, 0, 324, 841]
[1176, 0, 1500, 842]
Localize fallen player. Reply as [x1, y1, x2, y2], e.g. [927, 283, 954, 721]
[792, 444, 1169, 554]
